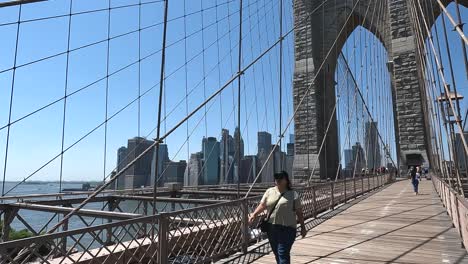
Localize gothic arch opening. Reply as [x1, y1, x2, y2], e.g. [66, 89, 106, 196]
[334, 26, 397, 177]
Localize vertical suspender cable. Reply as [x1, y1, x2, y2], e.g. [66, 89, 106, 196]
[413, 0, 468, 160]
[439, 6, 465, 191]
[237, 0, 243, 198]
[152, 0, 169, 215]
[279, 0, 283, 171]
[2, 5, 22, 196]
[440, 9, 462, 122]
[428, 0, 453, 182]
[103, 0, 111, 187]
[59, 0, 73, 192]
[138, 0, 142, 138]
[454, 0, 468, 78]
[184, 0, 189, 186]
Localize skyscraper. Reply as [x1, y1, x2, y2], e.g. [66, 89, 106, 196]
[234, 126, 244, 163]
[285, 155, 294, 179]
[115, 146, 128, 189]
[202, 137, 220, 185]
[344, 149, 353, 169]
[240, 155, 259, 183]
[257, 132, 273, 183]
[455, 132, 468, 172]
[259, 150, 275, 183]
[116, 137, 154, 189]
[258, 131, 272, 156]
[352, 142, 366, 173]
[365, 122, 381, 169]
[287, 143, 294, 156]
[161, 160, 187, 184]
[185, 152, 203, 186]
[149, 143, 170, 187]
[220, 129, 235, 184]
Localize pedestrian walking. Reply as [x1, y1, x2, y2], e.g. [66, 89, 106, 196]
[410, 166, 419, 195]
[249, 171, 306, 264]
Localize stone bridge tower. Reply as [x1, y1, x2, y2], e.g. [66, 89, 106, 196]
[292, 0, 467, 181]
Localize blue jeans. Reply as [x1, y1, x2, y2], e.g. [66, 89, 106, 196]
[267, 224, 296, 264]
[412, 178, 419, 193]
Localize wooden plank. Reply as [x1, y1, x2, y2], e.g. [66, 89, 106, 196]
[253, 180, 468, 264]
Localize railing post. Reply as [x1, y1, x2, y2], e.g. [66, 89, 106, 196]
[312, 186, 317, 218]
[330, 182, 334, 210]
[241, 200, 249, 253]
[1, 207, 16, 242]
[61, 214, 69, 253]
[454, 195, 465, 248]
[442, 181, 446, 207]
[367, 175, 370, 191]
[353, 177, 357, 198]
[143, 201, 148, 234]
[344, 178, 347, 203]
[106, 198, 118, 245]
[361, 177, 364, 194]
[158, 213, 169, 264]
[442, 181, 446, 206]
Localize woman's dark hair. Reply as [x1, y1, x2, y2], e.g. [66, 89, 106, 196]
[274, 171, 292, 190]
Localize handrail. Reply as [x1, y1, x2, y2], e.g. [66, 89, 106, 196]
[431, 175, 468, 250]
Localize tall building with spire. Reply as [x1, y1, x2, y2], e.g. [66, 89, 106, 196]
[257, 132, 274, 183]
[234, 127, 244, 164]
[220, 129, 235, 184]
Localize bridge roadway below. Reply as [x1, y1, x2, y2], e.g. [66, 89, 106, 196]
[253, 180, 468, 264]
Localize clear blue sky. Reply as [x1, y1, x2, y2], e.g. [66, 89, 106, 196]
[0, 0, 465, 185]
[0, 0, 295, 183]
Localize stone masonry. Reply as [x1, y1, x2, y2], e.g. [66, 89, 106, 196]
[292, 0, 463, 181]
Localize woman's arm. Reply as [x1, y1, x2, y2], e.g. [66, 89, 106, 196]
[248, 202, 267, 224]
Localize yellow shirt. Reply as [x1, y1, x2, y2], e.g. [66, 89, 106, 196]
[261, 187, 302, 228]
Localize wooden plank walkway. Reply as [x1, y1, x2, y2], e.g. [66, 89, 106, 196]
[254, 179, 468, 264]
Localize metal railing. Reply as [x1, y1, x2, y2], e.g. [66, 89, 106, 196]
[0, 174, 393, 264]
[432, 175, 468, 250]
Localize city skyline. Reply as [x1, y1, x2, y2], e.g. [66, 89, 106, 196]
[114, 129, 295, 188]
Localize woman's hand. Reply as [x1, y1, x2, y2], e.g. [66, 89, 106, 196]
[301, 225, 307, 238]
[248, 214, 256, 225]
[249, 202, 266, 225]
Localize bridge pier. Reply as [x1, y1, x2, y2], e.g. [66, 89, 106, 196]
[291, 0, 445, 181]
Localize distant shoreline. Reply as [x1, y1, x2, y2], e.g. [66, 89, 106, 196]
[1, 181, 102, 185]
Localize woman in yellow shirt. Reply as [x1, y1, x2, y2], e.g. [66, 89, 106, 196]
[248, 171, 306, 264]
